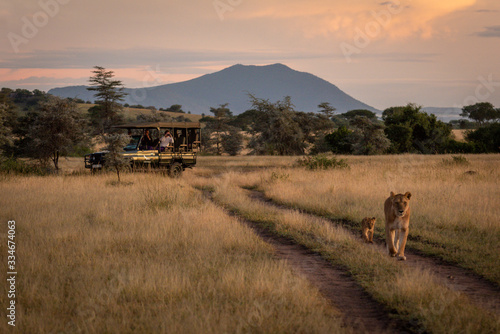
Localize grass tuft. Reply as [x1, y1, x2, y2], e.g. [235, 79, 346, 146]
[441, 155, 470, 166]
[296, 154, 349, 170]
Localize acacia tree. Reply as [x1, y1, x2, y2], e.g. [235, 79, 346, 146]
[460, 102, 500, 126]
[341, 109, 377, 120]
[87, 66, 127, 135]
[324, 126, 353, 154]
[247, 95, 305, 155]
[349, 116, 390, 155]
[318, 102, 336, 119]
[221, 126, 243, 156]
[303, 103, 338, 154]
[28, 97, 87, 170]
[204, 103, 234, 155]
[166, 104, 185, 113]
[0, 89, 18, 155]
[383, 103, 452, 153]
[0, 103, 12, 155]
[104, 134, 130, 182]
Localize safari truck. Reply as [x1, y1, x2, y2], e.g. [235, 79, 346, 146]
[84, 122, 201, 177]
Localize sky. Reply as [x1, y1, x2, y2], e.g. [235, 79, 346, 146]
[1, 0, 499, 111]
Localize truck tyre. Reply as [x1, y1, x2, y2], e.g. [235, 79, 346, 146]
[169, 162, 183, 178]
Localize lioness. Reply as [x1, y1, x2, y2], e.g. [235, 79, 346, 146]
[384, 192, 411, 261]
[361, 217, 376, 243]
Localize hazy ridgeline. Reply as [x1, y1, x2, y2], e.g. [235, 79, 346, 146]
[0, 154, 498, 333]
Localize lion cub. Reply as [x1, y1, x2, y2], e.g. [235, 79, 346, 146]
[384, 191, 411, 261]
[361, 217, 376, 243]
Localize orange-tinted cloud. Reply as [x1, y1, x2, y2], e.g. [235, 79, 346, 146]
[232, 0, 478, 39]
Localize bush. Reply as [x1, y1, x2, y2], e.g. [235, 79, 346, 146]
[445, 139, 476, 154]
[310, 135, 332, 154]
[324, 126, 352, 154]
[270, 171, 290, 182]
[296, 154, 349, 170]
[383, 104, 453, 153]
[221, 126, 243, 156]
[0, 157, 47, 175]
[104, 134, 130, 182]
[441, 155, 469, 166]
[465, 123, 500, 153]
[67, 144, 93, 157]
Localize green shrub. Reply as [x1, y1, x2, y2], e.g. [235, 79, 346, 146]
[67, 144, 93, 157]
[0, 157, 47, 175]
[465, 123, 500, 153]
[324, 126, 352, 154]
[270, 171, 290, 182]
[296, 154, 349, 170]
[445, 139, 476, 154]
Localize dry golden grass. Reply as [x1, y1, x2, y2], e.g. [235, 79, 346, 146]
[245, 154, 500, 284]
[452, 129, 467, 142]
[200, 171, 499, 334]
[194, 155, 298, 175]
[0, 173, 347, 333]
[4, 154, 499, 333]
[56, 155, 296, 175]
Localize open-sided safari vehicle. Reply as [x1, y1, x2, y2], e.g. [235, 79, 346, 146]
[84, 122, 201, 177]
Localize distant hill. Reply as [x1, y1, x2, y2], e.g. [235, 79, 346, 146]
[423, 107, 463, 123]
[49, 63, 379, 115]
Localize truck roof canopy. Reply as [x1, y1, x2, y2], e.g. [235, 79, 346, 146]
[113, 122, 201, 129]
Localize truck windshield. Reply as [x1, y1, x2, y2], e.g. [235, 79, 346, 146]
[124, 135, 141, 151]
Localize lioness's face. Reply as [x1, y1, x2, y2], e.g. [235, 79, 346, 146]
[392, 192, 411, 217]
[367, 218, 375, 229]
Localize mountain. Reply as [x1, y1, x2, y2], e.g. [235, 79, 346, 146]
[48, 63, 379, 114]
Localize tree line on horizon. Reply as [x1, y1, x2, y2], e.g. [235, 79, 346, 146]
[1, 66, 499, 173]
[201, 98, 500, 156]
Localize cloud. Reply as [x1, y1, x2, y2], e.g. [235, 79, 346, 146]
[230, 0, 478, 40]
[354, 52, 438, 63]
[0, 47, 338, 70]
[475, 25, 500, 37]
[475, 9, 499, 13]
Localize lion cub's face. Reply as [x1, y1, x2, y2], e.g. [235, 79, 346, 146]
[391, 192, 411, 217]
[363, 217, 376, 229]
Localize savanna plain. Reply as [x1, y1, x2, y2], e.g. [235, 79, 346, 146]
[0, 154, 499, 333]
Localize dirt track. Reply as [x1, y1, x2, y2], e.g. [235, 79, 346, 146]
[204, 190, 407, 333]
[243, 225, 405, 333]
[247, 189, 500, 317]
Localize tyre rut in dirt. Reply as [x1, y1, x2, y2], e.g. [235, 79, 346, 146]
[202, 190, 407, 334]
[248, 189, 500, 316]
